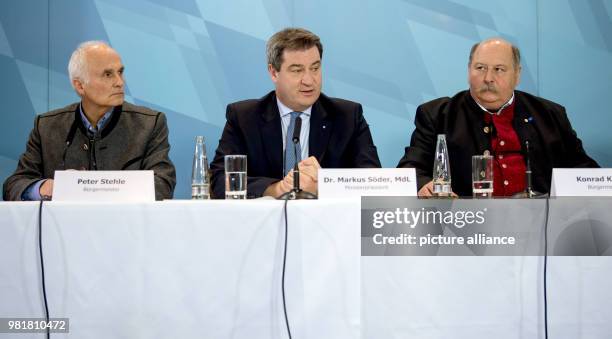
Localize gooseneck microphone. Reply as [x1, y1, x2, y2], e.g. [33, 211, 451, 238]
[525, 140, 533, 196]
[292, 115, 302, 144]
[522, 139, 546, 198]
[277, 115, 317, 200]
[291, 117, 302, 191]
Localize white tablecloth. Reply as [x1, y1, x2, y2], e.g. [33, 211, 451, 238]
[1, 199, 611, 338]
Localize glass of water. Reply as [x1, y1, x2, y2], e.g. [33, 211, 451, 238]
[472, 155, 493, 198]
[224, 155, 247, 199]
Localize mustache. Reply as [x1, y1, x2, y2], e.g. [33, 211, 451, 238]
[478, 84, 497, 93]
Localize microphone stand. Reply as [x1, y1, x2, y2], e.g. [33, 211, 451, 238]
[513, 140, 546, 198]
[277, 131, 317, 200]
[525, 140, 535, 198]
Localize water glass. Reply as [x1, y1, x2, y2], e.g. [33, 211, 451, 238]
[224, 155, 247, 199]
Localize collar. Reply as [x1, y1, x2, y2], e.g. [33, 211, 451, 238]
[276, 97, 312, 117]
[474, 92, 515, 115]
[79, 103, 114, 134]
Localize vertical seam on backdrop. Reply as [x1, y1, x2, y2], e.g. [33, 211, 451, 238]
[536, 0, 541, 96]
[47, 0, 50, 112]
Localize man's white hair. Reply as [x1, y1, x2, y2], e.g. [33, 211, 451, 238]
[68, 40, 111, 85]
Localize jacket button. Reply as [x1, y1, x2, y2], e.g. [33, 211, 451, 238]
[483, 126, 490, 133]
[82, 143, 89, 151]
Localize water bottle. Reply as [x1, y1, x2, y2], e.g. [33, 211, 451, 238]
[191, 136, 210, 199]
[432, 134, 452, 197]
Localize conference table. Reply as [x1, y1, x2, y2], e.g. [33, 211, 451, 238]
[1, 198, 611, 338]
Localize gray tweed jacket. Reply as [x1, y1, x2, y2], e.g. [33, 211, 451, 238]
[3, 102, 176, 200]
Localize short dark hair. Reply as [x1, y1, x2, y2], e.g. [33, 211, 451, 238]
[266, 28, 323, 71]
[469, 38, 521, 69]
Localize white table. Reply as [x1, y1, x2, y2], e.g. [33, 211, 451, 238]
[1, 199, 611, 338]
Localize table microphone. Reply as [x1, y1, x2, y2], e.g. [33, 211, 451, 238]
[525, 140, 533, 193]
[292, 116, 301, 144]
[278, 116, 317, 200]
[522, 140, 546, 198]
[292, 117, 302, 191]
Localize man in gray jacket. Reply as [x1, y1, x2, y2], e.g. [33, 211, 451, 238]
[3, 41, 176, 200]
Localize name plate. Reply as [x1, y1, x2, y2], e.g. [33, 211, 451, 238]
[550, 168, 612, 196]
[318, 168, 417, 199]
[52, 170, 155, 202]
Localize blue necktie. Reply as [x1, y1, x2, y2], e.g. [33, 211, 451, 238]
[284, 112, 302, 175]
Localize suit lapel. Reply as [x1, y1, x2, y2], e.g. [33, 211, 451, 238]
[309, 98, 333, 162]
[258, 93, 283, 177]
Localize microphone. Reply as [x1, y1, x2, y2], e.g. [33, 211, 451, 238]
[292, 116, 302, 144]
[522, 140, 546, 198]
[525, 140, 533, 196]
[277, 115, 316, 200]
[292, 117, 302, 191]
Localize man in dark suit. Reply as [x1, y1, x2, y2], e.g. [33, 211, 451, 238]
[397, 38, 599, 197]
[210, 28, 380, 198]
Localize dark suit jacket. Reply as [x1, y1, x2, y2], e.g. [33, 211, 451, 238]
[397, 90, 599, 196]
[210, 91, 381, 198]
